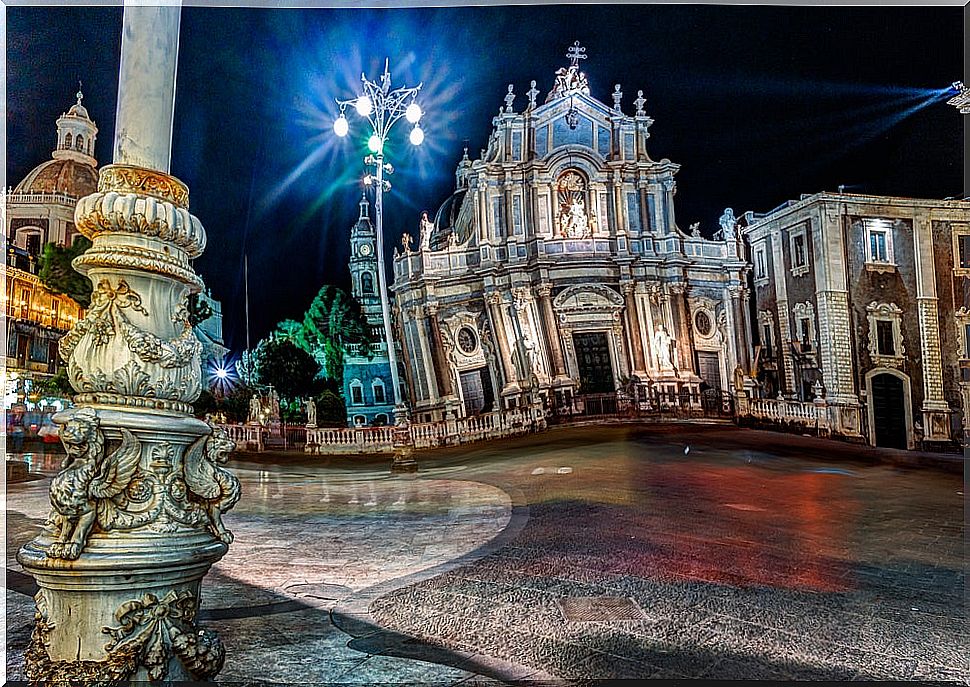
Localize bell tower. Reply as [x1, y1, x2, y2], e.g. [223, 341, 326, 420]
[348, 193, 382, 326]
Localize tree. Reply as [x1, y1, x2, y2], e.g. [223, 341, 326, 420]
[271, 319, 308, 350]
[316, 390, 346, 427]
[301, 285, 372, 385]
[254, 337, 322, 403]
[38, 236, 93, 308]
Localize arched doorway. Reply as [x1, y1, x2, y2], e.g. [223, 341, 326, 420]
[869, 372, 908, 449]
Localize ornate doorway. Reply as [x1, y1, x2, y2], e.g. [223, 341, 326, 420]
[572, 332, 614, 393]
[870, 372, 907, 449]
[460, 367, 494, 415]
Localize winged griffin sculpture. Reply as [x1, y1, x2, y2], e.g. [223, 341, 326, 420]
[47, 408, 141, 560]
[182, 425, 241, 544]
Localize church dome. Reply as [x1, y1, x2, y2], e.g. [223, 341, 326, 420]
[430, 189, 468, 250]
[13, 157, 98, 198]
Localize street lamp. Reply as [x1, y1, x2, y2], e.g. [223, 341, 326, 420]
[948, 81, 969, 114]
[333, 58, 425, 426]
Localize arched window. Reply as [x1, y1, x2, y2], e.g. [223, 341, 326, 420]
[556, 170, 591, 239]
[372, 378, 386, 404]
[373, 414, 389, 426]
[75, 135, 84, 151]
[349, 379, 364, 405]
[353, 415, 367, 427]
[361, 272, 374, 295]
[64, 132, 73, 149]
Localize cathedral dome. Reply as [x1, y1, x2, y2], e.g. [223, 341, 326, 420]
[13, 157, 98, 198]
[430, 189, 468, 250]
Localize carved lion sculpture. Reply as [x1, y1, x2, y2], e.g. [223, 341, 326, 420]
[47, 408, 141, 560]
[182, 425, 240, 544]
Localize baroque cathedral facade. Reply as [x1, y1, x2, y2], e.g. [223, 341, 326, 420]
[391, 45, 750, 422]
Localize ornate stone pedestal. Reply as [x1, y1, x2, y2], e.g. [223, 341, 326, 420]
[17, 7, 238, 680]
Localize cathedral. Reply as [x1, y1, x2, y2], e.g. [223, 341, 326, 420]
[391, 44, 750, 423]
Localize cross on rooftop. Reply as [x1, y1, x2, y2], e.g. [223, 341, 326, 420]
[567, 41, 587, 67]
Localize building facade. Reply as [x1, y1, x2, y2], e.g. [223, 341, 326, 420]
[4, 89, 97, 405]
[343, 195, 397, 426]
[743, 192, 969, 449]
[392, 46, 749, 423]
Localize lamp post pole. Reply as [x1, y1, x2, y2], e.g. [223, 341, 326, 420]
[333, 59, 425, 445]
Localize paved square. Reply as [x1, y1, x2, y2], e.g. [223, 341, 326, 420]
[6, 423, 968, 683]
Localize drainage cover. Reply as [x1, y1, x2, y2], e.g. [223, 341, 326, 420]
[557, 596, 646, 622]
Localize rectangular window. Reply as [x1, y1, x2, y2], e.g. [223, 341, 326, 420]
[351, 386, 363, 405]
[762, 324, 772, 358]
[799, 318, 812, 350]
[792, 233, 806, 268]
[755, 249, 767, 279]
[959, 234, 970, 269]
[869, 231, 888, 262]
[864, 218, 894, 264]
[876, 320, 895, 356]
[373, 384, 385, 404]
[965, 323, 970, 358]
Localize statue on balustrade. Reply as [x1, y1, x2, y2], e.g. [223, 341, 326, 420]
[305, 397, 317, 428]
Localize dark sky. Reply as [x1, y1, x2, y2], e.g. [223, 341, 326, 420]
[7, 5, 963, 352]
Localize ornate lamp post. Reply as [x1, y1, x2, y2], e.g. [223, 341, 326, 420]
[17, 3, 237, 683]
[332, 59, 425, 435]
[948, 81, 969, 114]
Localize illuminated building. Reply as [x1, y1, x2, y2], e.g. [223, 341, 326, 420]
[343, 195, 398, 426]
[392, 44, 750, 422]
[743, 192, 970, 449]
[4, 89, 96, 407]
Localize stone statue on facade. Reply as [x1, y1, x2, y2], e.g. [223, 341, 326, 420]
[653, 325, 675, 370]
[419, 211, 434, 252]
[719, 208, 737, 241]
[305, 397, 317, 427]
[733, 363, 746, 392]
[401, 232, 413, 255]
[689, 222, 701, 237]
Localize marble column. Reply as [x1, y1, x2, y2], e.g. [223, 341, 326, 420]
[17, 4, 238, 683]
[536, 283, 568, 382]
[486, 291, 520, 395]
[730, 285, 751, 373]
[621, 281, 647, 375]
[426, 303, 454, 397]
[667, 283, 696, 375]
[413, 305, 439, 404]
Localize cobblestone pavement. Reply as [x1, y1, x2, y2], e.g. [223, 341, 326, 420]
[366, 424, 969, 683]
[5, 423, 968, 684]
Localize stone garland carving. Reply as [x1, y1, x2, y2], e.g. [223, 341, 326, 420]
[25, 587, 224, 685]
[44, 409, 240, 560]
[60, 280, 199, 370]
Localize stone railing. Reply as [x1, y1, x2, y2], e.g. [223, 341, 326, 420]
[302, 406, 546, 456]
[744, 396, 830, 434]
[221, 423, 265, 452]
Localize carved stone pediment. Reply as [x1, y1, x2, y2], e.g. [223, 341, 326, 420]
[553, 284, 624, 311]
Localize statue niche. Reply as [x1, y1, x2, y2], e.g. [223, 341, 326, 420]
[557, 171, 592, 239]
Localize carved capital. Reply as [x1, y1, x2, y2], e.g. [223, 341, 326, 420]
[620, 280, 635, 296]
[98, 164, 190, 209]
[76, 177, 206, 258]
[535, 282, 553, 298]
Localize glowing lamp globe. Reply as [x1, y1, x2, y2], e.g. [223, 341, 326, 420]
[368, 134, 383, 153]
[333, 113, 349, 137]
[405, 102, 422, 124]
[409, 125, 425, 146]
[355, 95, 373, 117]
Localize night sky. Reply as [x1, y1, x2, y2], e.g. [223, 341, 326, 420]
[7, 5, 963, 352]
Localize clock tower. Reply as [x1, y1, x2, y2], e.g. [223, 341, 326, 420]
[348, 194, 382, 328]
